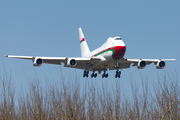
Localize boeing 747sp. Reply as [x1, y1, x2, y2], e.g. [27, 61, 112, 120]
[5, 28, 176, 78]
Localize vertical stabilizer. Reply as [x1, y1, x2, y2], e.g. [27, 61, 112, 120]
[79, 27, 90, 57]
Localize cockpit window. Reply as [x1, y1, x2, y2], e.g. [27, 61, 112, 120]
[115, 38, 121, 40]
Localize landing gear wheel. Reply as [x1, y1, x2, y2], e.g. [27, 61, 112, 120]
[91, 74, 93, 78]
[105, 73, 108, 78]
[119, 71, 121, 75]
[102, 74, 105, 78]
[94, 73, 97, 78]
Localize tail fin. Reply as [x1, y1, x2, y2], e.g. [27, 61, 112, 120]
[78, 27, 90, 57]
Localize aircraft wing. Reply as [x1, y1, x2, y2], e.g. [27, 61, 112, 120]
[109, 58, 176, 70]
[5, 55, 101, 69]
[124, 58, 176, 64]
[5, 55, 66, 65]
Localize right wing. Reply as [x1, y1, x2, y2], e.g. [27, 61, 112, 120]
[5, 55, 101, 70]
[109, 58, 176, 70]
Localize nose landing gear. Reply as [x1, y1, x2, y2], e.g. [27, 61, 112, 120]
[114, 60, 121, 78]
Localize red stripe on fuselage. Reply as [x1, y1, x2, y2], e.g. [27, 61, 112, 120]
[92, 47, 113, 57]
[92, 46, 126, 60]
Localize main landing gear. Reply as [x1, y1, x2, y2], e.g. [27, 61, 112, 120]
[102, 70, 108, 78]
[115, 70, 121, 78]
[91, 71, 97, 78]
[83, 70, 97, 78]
[83, 70, 89, 78]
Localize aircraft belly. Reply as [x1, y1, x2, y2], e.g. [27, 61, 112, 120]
[89, 59, 112, 71]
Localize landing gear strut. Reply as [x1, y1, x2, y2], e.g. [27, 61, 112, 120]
[91, 71, 97, 78]
[83, 70, 89, 78]
[102, 70, 108, 78]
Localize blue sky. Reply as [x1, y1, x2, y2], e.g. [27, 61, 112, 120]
[0, 1, 179, 98]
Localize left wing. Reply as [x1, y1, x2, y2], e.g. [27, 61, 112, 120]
[5, 55, 101, 70]
[5, 55, 66, 65]
[109, 58, 176, 70]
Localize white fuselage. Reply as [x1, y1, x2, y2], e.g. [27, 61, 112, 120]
[83, 37, 126, 71]
[86, 37, 126, 61]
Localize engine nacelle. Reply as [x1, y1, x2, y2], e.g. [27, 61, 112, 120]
[66, 58, 77, 67]
[33, 58, 43, 66]
[156, 61, 166, 69]
[137, 60, 146, 69]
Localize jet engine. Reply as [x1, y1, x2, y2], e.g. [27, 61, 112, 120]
[137, 60, 146, 69]
[33, 58, 43, 66]
[66, 58, 77, 67]
[156, 61, 166, 69]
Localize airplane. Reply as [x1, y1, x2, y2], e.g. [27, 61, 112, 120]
[5, 27, 176, 78]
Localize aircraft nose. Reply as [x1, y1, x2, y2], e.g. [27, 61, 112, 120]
[114, 46, 126, 60]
